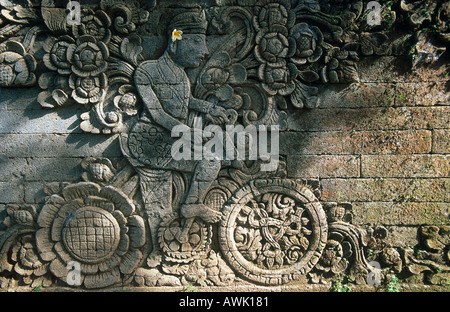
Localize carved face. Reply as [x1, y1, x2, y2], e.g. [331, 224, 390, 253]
[171, 34, 209, 68]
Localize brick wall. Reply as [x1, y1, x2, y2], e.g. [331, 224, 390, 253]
[0, 87, 122, 207]
[283, 55, 450, 248]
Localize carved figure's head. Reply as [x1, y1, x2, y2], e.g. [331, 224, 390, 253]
[167, 9, 209, 68]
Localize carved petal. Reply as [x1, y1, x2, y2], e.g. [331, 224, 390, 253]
[127, 215, 146, 248]
[100, 186, 135, 217]
[119, 249, 143, 275]
[228, 64, 247, 84]
[35, 228, 56, 261]
[51, 89, 69, 106]
[49, 257, 69, 278]
[62, 182, 102, 201]
[98, 254, 120, 272]
[80, 262, 99, 275]
[37, 194, 65, 228]
[54, 241, 72, 263]
[214, 84, 234, 101]
[83, 267, 120, 289]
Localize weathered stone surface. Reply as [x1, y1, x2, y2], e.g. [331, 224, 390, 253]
[362, 155, 450, 178]
[321, 178, 450, 203]
[352, 202, 450, 226]
[24, 158, 83, 182]
[287, 155, 360, 178]
[0, 134, 121, 157]
[0, 158, 28, 181]
[0, 182, 24, 203]
[24, 182, 47, 204]
[433, 130, 450, 154]
[385, 226, 421, 248]
[280, 130, 431, 155]
[396, 83, 450, 107]
[287, 106, 450, 132]
[0, 108, 82, 134]
[317, 83, 396, 109]
[358, 56, 450, 83]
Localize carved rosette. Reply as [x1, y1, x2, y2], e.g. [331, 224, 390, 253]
[219, 179, 328, 285]
[0, 40, 36, 87]
[158, 213, 213, 263]
[35, 182, 145, 289]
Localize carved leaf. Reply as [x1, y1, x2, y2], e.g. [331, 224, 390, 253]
[41, 8, 67, 33]
[120, 35, 143, 66]
[290, 79, 319, 109]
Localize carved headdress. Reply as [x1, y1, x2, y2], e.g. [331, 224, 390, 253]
[167, 9, 208, 35]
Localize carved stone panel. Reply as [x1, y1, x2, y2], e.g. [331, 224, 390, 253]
[0, 0, 449, 292]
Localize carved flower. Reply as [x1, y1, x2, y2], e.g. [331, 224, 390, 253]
[72, 10, 112, 43]
[315, 233, 352, 274]
[43, 36, 76, 76]
[0, 41, 36, 87]
[326, 203, 353, 223]
[288, 23, 323, 66]
[258, 63, 296, 96]
[254, 0, 293, 31]
[257, 243, 285, 269]
[69, 73, 107, 104]
[67, 35, 109, 78]
[198, 51, 247, 110]
[3, 204, 37, 227]
[321, 44, 359, 83]
[379, 247, 402, 273]
[234, 227, 263, 261]
[11, 235, 52, 288]
[255, 31, 290, 66]
[37, 72, 72, 108]
[36, 182, 146, 289]
[113, 85, 138, 116]
[81, 157, 117, 184]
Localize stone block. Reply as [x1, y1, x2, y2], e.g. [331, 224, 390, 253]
[433, 130, 450, 154]
[352, 202, 450, 226]
[359, 130, 432, 154]
[25, 157, 83, 182]
[358, 56, 450, 83]
[0, 108, 82, 134]
[0, 182, 24, 204]
[396, 82, 450, 107]
[320, 178, 450, 202]
[286, 107, 450, 132]
[24, 182, 46, 204]
[280, 130, 431, 155]
[361, 155, 450, 178]
[0, 134, 121, 158]
[317, 83, 396, 109]
[287, 155, 360, 178]
[0, 87, 42, 110]
[385, 226, 420, 248]
[0, 158, 27, 182]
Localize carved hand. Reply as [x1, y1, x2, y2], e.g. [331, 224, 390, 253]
[206, 106, 229, 125]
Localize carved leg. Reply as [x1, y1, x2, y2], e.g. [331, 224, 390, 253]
[178, 158, 222, 242]
[135, 167, 172, 267]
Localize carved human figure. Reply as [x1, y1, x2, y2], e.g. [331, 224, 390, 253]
[122, 9, 231, 263]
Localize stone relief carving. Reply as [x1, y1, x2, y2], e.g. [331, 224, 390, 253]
[0, 0, 449, 290]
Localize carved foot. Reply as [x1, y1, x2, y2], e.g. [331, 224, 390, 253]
[146, 250, 163, 268]
[180, 203, 223, 224]
[134, 268, 182, 287]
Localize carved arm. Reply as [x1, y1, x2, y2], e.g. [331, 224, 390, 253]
[135, 83, 185, 132]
